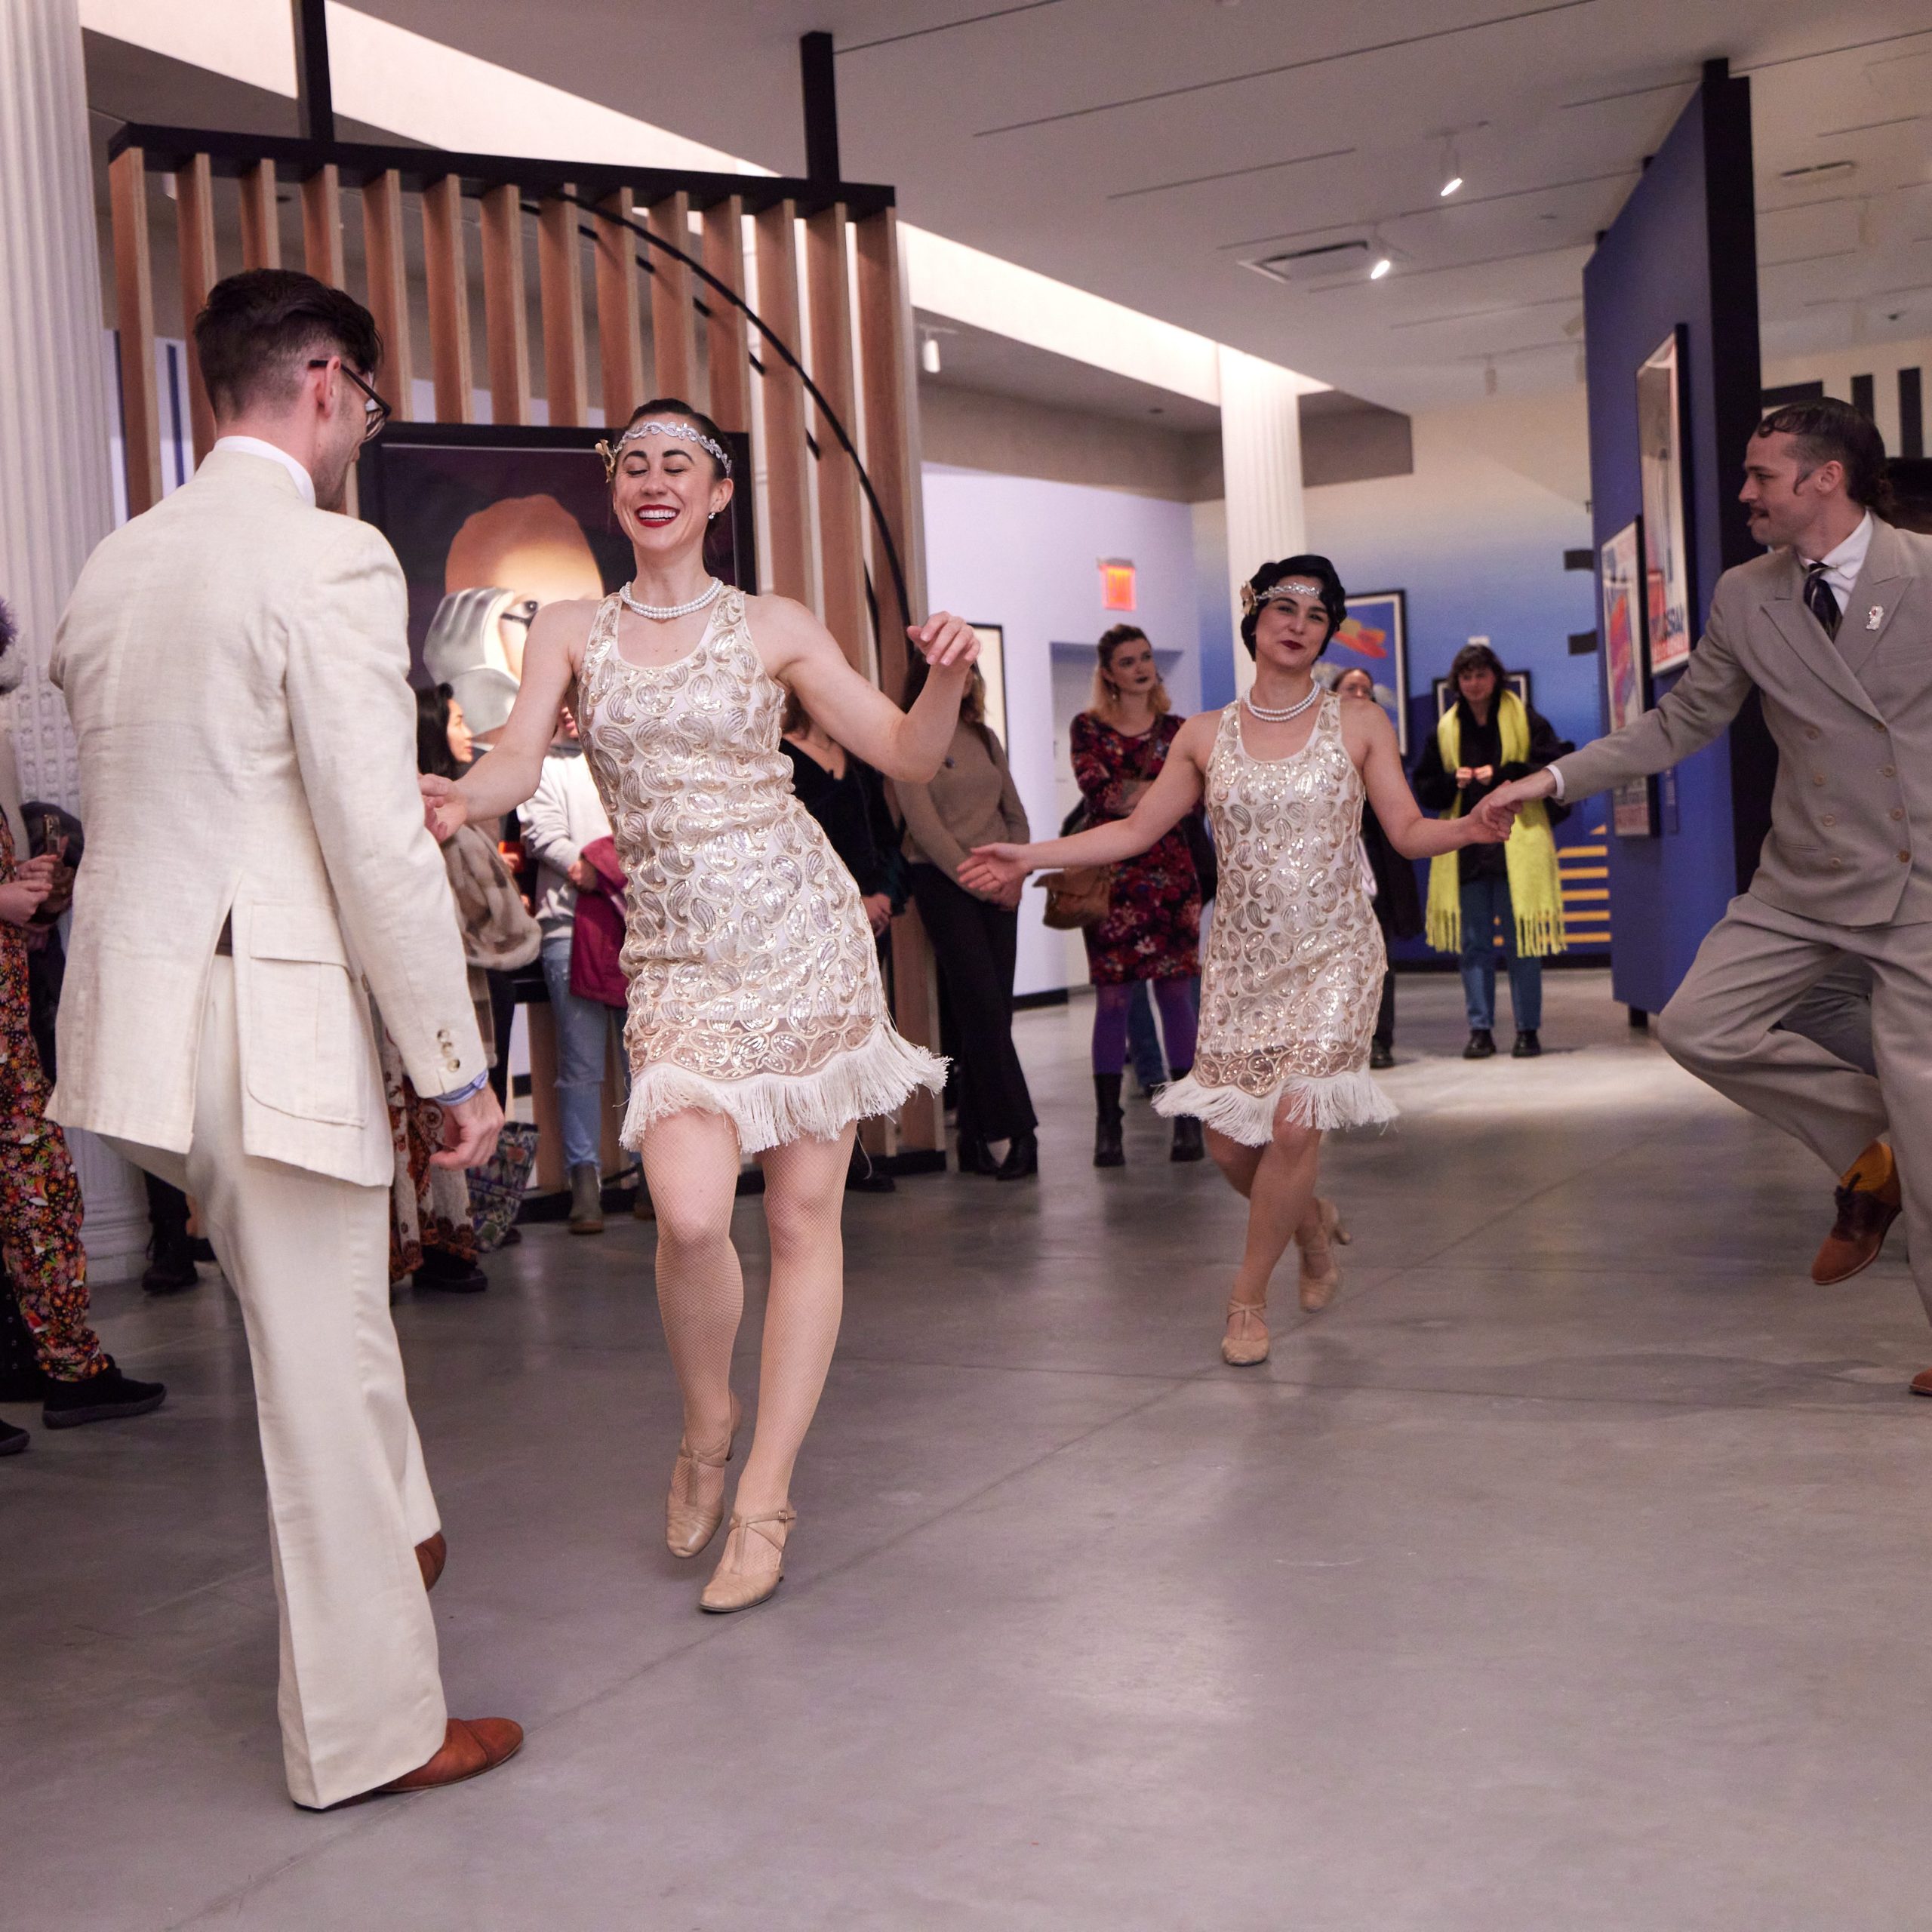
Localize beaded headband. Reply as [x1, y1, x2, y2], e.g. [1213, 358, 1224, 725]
[1240, 577, 1326, 616]
[596, 419, 733, 481]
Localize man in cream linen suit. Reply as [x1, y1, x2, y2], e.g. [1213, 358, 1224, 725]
[51, 271, 521, 1807]
[1487, 399, 1932, 1383]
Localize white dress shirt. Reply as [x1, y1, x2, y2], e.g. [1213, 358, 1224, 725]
[211, 435, 317, 506]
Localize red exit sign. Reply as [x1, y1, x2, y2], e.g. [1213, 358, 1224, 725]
[1099, 559, 1136, 611]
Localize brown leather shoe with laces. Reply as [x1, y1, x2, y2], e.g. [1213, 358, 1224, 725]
[1812, 1140, 1901, 1285]
[415, 1532, 447, 1592]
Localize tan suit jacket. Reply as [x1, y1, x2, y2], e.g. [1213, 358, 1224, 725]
[50, 448, 486, 1186]
[1555, 517, 1932, 929]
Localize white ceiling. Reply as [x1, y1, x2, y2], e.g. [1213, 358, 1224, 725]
[330, 0, 1932, 413]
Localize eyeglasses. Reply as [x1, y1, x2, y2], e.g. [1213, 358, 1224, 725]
[307, 358, 393, 442]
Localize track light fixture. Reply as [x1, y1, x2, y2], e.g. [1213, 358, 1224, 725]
[1370, 257, 1393, 280]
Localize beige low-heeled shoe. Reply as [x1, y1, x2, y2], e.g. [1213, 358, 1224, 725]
[699, 1506, 796, 1614]
[666, 1394, 742, 1558]
[1221, 1300, 1269, 1366]
[1297, 1196, 1349, 1312]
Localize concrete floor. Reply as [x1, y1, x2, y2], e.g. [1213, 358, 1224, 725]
[7, 968, 1932, 1930]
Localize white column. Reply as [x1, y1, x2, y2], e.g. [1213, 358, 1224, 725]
[1217, 346, 1309, 697]
[0, 0, 152, 1278]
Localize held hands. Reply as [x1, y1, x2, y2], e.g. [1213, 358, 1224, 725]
[420, 773, 469, 845]
[1469, 771, 1556, 842]
[958, 843, 1029, 897]
[432, 1083, 504, 1170]
[909, 613, 980, 672]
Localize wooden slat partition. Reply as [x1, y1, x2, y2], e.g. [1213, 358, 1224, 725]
[301, 164, 344, 286]
[238, 158, 281, 269]
[361, 171, 414, 409]
[752, 201, 815, 607]
[538, 193, 588, 426]
[422, 176, 473, 423]
[174, 152, 219, 460]
[646, 192, 697, 400]
[480, 183, 531, 426]
[805, 204, 866, 672]
[594, 187, 644, 425]
[701, 197, 751, 433]
[109, 147, 163, 517]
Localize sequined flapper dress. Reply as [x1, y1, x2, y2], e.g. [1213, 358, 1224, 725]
[1155, 697, 1395, 1144]
[577, 588, 945, 1153]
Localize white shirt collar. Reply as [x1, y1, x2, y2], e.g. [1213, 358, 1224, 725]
[211, 436, 317, 508]
[1804, 510, 1872, 595]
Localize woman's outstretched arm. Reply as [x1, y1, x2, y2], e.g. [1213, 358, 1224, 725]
[958, 712, 1213, 895]
[1349, 703, 1512, 859]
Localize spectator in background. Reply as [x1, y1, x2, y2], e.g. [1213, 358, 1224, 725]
[1414, 643, 1569, 1060]
[1337, 666, 1424, 1068]
[518, 705, 619, 1232]
[896, 660, 1038, 1181]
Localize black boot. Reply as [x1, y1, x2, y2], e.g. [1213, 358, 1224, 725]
[995, 1131, 1038, 1181]
[413, 1246, 489, 1294]
[1170, 1115, 1205, 1163]
[1512, 1029, 1543, 1058]
[0, 1416, 26, 1457]
[142, 1235, 200, 1297]
[1094, 1074, 1125, 1168]
[955, 1134, 1001, 1177]
[42, 1358, 166, 1429]
[1369, 1039, 1394, 1070]
[1463, 1029, 1497, 1060]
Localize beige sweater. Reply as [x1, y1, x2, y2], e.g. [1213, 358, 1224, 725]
[896, 721, 1031, 882]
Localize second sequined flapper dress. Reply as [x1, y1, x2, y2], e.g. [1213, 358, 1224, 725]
[1155, 696, 1395, 1144]
[577, 587, 945, 1153]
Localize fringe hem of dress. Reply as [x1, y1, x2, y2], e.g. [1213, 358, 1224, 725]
[1153, 1066, 1397, 1146]
[620, 1026, 948, 1156]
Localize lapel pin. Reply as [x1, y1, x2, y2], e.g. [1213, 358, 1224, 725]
[1868, 605, 1884, 631]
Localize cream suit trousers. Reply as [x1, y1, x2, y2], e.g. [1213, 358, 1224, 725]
[1659, 897, 1932, 1323]
[110, 961, 447, 1808]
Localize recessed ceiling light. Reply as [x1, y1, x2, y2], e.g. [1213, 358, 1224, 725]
[1370, 257, 1394, 280]
[921, 334, 942, 375]
[1439, 176, 1464, 198]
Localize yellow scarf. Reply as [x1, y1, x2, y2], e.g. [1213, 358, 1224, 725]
[1424, 691, 1567, 958]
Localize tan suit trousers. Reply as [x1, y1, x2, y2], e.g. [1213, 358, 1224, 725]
[109, 960, 447, 1807]
[1659, 896, 1932, 1324]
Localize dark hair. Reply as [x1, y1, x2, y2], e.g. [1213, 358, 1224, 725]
[903, 651, 995, 753]
[1239, 555, 1348, 660]
[416, 682, 460, 780]
[0, 598, 16, 662]
[1755, 397, 1894, 515]
[1449, 641, 1508, 691]
[623, 397, 733, 480]
[194, 269, 383, 419]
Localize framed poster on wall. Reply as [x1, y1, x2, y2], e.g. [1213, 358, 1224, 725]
[970, 623, 1009, 746]
[1327, 591, 1409, 752]
[1600, 517, 1657, 838]
[1637, 328, 1695, 675]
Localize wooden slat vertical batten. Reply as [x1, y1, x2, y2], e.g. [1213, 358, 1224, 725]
[174, 151, 219, 461]
[361, 171, 414, 410]
[752, 200, 814, 608]
[422, 175, 473, 423]
[645, 192, 697, 401]
[238, 158, 281, 269]
[300, 164, 343, 287]
[700, 196, 751, 433]
[537, 193, 588, 427]
[109, 146, 162, 516]
[805, 205, 866, 673]
[594, 187, 644, 426]
[480, 183, 531, 426]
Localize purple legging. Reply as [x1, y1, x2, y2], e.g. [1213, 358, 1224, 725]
[1091, 977, 1198, 1076]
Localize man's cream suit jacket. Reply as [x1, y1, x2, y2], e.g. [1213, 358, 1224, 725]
[50, 448, 487, 1187]
[1555, 516, 1932, 929]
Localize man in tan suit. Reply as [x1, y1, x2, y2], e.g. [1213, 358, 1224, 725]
[1488, 398, 1932, 1381]
[51, 270, 521, 1806]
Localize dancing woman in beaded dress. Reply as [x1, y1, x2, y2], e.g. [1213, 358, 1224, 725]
[423, 400, 978, 1611]
[964, 558, 1511, 1367]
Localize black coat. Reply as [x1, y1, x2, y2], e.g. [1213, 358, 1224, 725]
[1360, 798, 1424, 942]
[783, 741, 908, 911]
[1414, 697, 1570, 882]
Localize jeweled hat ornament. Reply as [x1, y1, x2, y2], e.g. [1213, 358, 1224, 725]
[597, 419, 734, 481]
[1241, 577, 1327, 617]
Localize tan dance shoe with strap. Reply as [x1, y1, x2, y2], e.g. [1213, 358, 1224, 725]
[1297, 1196, 1350, 1312]
[666, 1394, 743, 1558]
[1221, 1300, 1269, 1366]
[699, 1506, 795, 1614]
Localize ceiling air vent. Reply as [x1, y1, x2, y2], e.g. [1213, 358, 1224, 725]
[1244, 239, 1370, 286]
[1779, 160, 1857, 183]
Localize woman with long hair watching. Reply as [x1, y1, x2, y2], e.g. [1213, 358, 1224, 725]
[962, 558, 1510, 1367]
[1071, 625, 1203, 1165]
[420, 398, 977, 1613]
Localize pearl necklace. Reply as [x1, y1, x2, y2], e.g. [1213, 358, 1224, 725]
[620, 577, 722, 622]
[1244, 685, 1320, 724]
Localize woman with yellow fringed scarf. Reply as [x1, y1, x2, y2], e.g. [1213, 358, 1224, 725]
[1415, 642, 1571, 1059]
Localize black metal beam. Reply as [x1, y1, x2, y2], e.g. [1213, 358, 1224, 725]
[801, 31, 840, 186]
[103, 122, 894, 220]
[291, 0, 334, 144]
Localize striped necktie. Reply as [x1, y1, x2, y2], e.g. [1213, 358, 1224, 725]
[1804, 561, 1841, 639]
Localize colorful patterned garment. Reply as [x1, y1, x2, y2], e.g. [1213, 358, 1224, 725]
[0, 813, 104, 1379]
[380, 1031, 479, 1284]
[1069, 711, 1201, 986]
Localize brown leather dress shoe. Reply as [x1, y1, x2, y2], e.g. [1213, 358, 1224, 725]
[367, 1718, 523, 1799]
[1812, 1140, 1902, 1285]
[1909, 1367, 1932, 1398]
[415, 1532, 447, 1592]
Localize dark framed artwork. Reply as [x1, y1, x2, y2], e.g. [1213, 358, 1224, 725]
[1599, 516, 1657, 838]
[1324, 590, 1409, 752]
[358, 423, 757, 734]
[970, 623, 1009, 746]
[1637, 327, 1695, 675]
